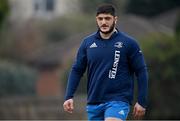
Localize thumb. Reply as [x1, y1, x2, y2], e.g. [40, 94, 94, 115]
[133, 104, 138, 117]
[69, 100, 74, 109]
[66, 99, 73, 110]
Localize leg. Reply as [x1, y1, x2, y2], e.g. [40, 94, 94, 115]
[86, 104, 104, 121]
[105, 117, 123, 121]
[105, 101, 130, 121]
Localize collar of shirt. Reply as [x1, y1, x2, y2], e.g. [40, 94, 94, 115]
[95, 28, 119, 40]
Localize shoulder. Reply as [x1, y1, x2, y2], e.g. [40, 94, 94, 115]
[79, 32, 97, 48]
[83, 32, 97, 42]
[118, 31, 140, 49]
[81, 32, 97, 46]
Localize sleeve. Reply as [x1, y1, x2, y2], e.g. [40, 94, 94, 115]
[128, 39, 148, 108]
[64, 40, 87, 100]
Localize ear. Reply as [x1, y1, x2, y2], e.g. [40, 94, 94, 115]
[115, 16, 118, 24]
[95, 16, 98, 22]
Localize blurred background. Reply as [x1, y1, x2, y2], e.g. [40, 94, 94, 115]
[0, 0, 179, 120]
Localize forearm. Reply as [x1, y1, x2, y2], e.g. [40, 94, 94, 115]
[65, 68, 83, 100]
[65, 40, 87, 100]
[132, 55, 148, 108]
[136, 67, 148, 108]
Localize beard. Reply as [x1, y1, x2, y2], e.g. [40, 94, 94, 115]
[98, 21, 115, 34]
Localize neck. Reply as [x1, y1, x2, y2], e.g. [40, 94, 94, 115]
[100, 28, 116, 39]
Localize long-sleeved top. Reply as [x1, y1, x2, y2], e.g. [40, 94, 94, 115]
[65, 30, 148, 108]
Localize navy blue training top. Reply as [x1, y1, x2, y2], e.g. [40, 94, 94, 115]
[65, 30, 148, 108]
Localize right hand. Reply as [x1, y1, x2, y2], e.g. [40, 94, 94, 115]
[63, 99, 74, 113]
[133, 102, 146, 120]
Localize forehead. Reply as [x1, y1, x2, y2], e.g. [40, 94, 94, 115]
[96, 13, 114, 18]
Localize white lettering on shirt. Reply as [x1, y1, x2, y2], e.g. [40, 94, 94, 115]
[109, 50, 120, 79]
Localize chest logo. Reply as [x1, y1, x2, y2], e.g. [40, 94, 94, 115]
[114, 42, 123, 48]
[90, 42, 97, 48]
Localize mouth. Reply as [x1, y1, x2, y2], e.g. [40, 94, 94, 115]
[101, 25, 108, 27]
[101, 26, 109, 30]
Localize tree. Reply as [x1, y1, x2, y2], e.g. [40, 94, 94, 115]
[80, 0, 108, 14]
[0, 61, 37, 97]
[175, 13, 180, 40]
[140, 34, 180, 119]
[0, 0, 9, 28]
[126, 0, 180, 17]
[79, 0, 126, 15]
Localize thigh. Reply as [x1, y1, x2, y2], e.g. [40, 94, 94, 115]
[86, 104, 104, 121]
[105, 101, 130, 121]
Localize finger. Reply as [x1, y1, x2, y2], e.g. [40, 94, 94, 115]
[133, 106, 138, 118]
[133, 105, 136, 115]
[70, 101, 74, 110]
[136, 110, 142, 119]
[67, 102, 73, 113]
[65, 106, 72, 113]
[135, 110, 145, 120]
[139, 110, 145, 118]
[134, 109, 141, 119]
[63, 103, 69, 112]
[134, 112, 138, 119]
[63, 103, 67, 110]
[67, 109, 73, 113]
[64, 102, 71, 112]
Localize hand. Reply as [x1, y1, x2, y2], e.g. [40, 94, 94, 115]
[63, 99, 74, 113]
[133, 102, 146, 120]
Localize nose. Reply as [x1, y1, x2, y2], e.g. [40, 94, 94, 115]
[102, 18, 106, 24]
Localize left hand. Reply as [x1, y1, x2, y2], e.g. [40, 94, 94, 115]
[133, 102, 146, 120]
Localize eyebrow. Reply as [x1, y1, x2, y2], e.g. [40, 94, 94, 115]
[97, 16, 112, 20]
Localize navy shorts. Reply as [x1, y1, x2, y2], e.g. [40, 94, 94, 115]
[86, 101, 130, 121]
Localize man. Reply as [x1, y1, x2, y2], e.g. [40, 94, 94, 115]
[63, 4, 148, 121]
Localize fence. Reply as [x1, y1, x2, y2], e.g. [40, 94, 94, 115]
[0, 95, 87, 120]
